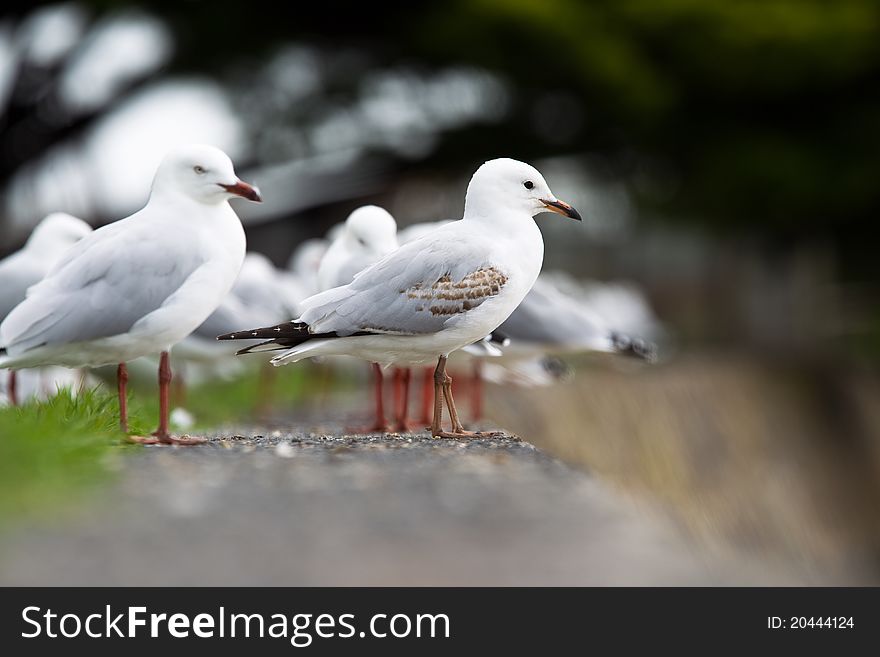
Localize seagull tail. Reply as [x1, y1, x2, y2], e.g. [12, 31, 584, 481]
[218, 321, 316, 356]
[269, 340, 335, 367]
[233, 340, 290, 356]
[217, 321, 360, 362]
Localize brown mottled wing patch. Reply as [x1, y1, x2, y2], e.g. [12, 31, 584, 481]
[405, 266, 508, 317]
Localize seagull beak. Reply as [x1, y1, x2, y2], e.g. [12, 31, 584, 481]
[220, 180, 262, 203]
[540, 198, 581, 221]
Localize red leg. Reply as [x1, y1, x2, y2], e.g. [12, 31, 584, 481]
[471, 359, 484, 422]
[370, 362, 389, 432]
[7, 370, 17, 406]
[393, 367, 411, 432]
[430, 356, 447, 437]
[117, 363, 129, 433]
[418, 366, 432, 426]
[147, 351, 205, 445]
[155, 351, 172, 440]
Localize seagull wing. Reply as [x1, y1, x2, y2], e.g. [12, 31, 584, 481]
[1, 219, 205, 354]
[0, 251, 44, 320]
[219, 230, 511, 349]
[302, 234, 509, 336]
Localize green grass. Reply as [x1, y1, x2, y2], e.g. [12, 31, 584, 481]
[0, 388, 131, 523]
[0, 363, 312, 528]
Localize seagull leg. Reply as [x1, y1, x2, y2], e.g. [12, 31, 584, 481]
[417, 366, 433, 426]
[432, 355, 497, 439]
[471, 359, 484, 422]
[117, 363, 129, 433]
[369, 362, 389, 432]
[442, 372, 466, 434]
[430, 356, 447, 437]
[148, 351, 205, 446]
[155, 351, 172, 440]
[392, 367, 412, 432]
[7, 370, 17, 406]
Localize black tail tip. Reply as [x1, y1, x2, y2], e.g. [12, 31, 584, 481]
[217, 329, 259, 341]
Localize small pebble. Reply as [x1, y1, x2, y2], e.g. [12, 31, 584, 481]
[275, 441, 296, 458]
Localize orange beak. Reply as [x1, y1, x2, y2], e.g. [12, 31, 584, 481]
[221, 180, 262, 202]
[540, 198, 581, 221]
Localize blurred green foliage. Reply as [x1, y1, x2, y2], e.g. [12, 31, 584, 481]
[416, 0, 880, 242]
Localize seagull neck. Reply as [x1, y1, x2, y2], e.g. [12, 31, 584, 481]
[462, 203, 538, 240]
[148, 186, 224, 211]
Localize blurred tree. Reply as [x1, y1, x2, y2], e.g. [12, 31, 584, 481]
[2, 0, 879, 273]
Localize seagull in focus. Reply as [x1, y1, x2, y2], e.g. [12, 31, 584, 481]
[397, 220, 451, 245]
[0, 212, 92, 405]
[220, 158, 581, 438]
[0, 144, 261, 444]
[173, 251, 298, 388]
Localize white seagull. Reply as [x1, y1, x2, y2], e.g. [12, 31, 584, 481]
[219, 158, 581, 438]
[316, 205, 401, 431]
[317, 205, 399, 291]
[0, 144, 261, 444]
[0, 212, 93, 405]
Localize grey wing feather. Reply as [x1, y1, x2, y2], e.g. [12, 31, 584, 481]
[301, 236, 507, 337]
[1, 224, 203, 352]
[0, 253, 45, 320]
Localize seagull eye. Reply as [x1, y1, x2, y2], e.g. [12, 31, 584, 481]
[523, 180, 534, 190]
[193, 165, 206, 175]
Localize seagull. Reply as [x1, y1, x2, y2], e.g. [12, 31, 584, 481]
[219, 158, 581, 438]
[0, 144, 261, 444]
[0, 212, 92, 405]
[286, 238, 328, 300]
[315, 205, 402, 431]
[317, 205, 399, 291]
[496, 273, 658, 361]
[397, 220, 451, 246]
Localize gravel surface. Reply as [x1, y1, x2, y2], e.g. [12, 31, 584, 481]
[0, 426, 802, 585]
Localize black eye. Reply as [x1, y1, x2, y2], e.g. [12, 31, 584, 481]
[523, 180, 534, 190]
[193, 165, 206, 175]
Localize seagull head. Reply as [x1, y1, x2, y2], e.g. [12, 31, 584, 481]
[26, 212, 92, 254]
[152, 144, 262, 205]
[464, 158, 581, 222]
[342, 205, 399, 257]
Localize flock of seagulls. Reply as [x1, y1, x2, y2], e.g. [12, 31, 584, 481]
[0, 145, 656, 442]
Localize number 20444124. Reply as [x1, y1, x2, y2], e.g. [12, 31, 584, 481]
[768, 617, 854, 629]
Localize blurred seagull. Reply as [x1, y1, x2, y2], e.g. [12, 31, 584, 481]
[219, 157, 581, 438]
[498, 274, 657, 361]
[0, 144, 261, 444]
[317, 205, 400, 431]
[317, 205, 399, 291]
[287, 238, 329, 300]
[0, 212, 92, 405]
